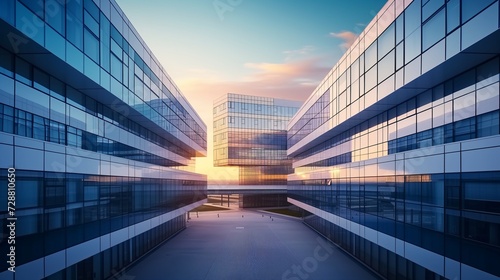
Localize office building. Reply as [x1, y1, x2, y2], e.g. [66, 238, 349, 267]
[287, 0, 500, 279]
[214, 93, 300, 207]
[0, 0, 207, 279]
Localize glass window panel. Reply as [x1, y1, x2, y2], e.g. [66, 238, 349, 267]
[0, 0, 15, 25]
[365, 42, 378, 70]
[33, 68, 49, 94]
[462, 0, 496, 23]
[84, 56, 100, 83]
[404, 55, 421, 83]
[454, 91, 476, 121]
[46, 26, 66, 60]
[422, 0, 444, 21]
[477, 110, 500, 137]
[405, 28, 421, 64]
[17, 82, 50, 117]
[67, 0, 83, 21]
[446, 28, 461, 59]
[395, 43, 404, 70]
[351, 58, 359, 81]
[476, 83, 500, 115]
[421, 175, 444, 206]
[66, 16, 83, 50]
[15, 57, 32, 85]
[49, 76, 65, 100]
[463, 172, 500, 213]
[19, 0, 44, 19]
[454, 117, 476, 141]
[422, 39, 445, 73]
[17, 172, 42, 208]
[421, 206, 444, 231]
[66, 42, 84, 72]
[84, 28, 99, 63]
[462, 2, 499, 50]
[84, 0, 100, 21]
[378, 50, 395, 83]
[365, 65, 377, 91]
[397, 115, 416, 137]
[110, 39, 122, 60]
[46, 0, 65, 35]
[477, 57, 499, 88]
[417, 109, 432, 132]
[66, 86, 85, 109]
[378, 23, 395, 59]
[422, 9, 445, 50]
[50, 97, 65, 121]
[446, 0, 460, 33]
[404, 0, 421, 36]
[0, 47, 14, 77]
[405, 203, 421, 226]
[84, 10, 99, 37]
[396, 15, 404, 44]
[111, 54, 122, 81]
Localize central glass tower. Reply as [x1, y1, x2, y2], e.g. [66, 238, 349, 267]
[213, 93, 301, 207]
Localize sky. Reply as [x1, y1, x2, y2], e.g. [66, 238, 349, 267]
[115, 0, 387, 184]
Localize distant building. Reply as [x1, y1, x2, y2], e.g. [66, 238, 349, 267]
[0, 0, 206, 278]
[288, 0, 500, 279]
[213, 93, 301, 207]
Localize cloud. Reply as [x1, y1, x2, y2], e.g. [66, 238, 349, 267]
[282, 45, 315, 61]
[176, 54, 331, 182]
[329, 31, 358, 50]
[179, 56, 330, 107]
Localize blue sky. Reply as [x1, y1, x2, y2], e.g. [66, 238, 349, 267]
[116, 0, 386, 98]
[115, 0, 387, 181]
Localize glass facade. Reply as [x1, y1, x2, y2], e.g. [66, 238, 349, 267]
[288, 0, 500, 279]
[214, 93, 301, 185]
[213, 93, 301, 208]
[0, 0, 207, 279]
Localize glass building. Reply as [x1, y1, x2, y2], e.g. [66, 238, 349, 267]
[214, 93, 300, 207]
[287, 0, 500, 279]
[0, 0, 207, 279]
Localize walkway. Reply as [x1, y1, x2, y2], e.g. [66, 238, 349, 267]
[122, 209, 380, 280]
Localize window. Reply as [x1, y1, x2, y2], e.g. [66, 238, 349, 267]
[378, 50, 395, 83]
[405, 28, 421, 64]
[0, 45, 14, 77]
[378, 23, 395, 59]
[15, 57, 32, 85]
[463, 172, 500, 213]
[16, 1, 44, 45]
[462, 0, 496, 23]
[34, 68, 50, 93]
[66, 4, 84, 50]
[84, 28, 99, 63]
[404, 0, 421, 36]
[422, 9, 445, 51]
[0, 0, 14, 25]
[33, 115, 46, 141]
[46, 0, 65, 35]
[110, 54, 122, 81]
[477, 111, 499, 137]
[0, 105, 14, 133]
[422, 0, 444, 21]
[365, 42, 377, 70]
[446, 0, 460, 33]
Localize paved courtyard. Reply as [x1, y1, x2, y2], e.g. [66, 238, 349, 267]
[123, 209, 380, 280]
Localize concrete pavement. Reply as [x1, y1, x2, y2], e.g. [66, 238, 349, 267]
[122, 209, 380, 280]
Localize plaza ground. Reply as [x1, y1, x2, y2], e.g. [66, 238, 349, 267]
[122, 208, 381, 280]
